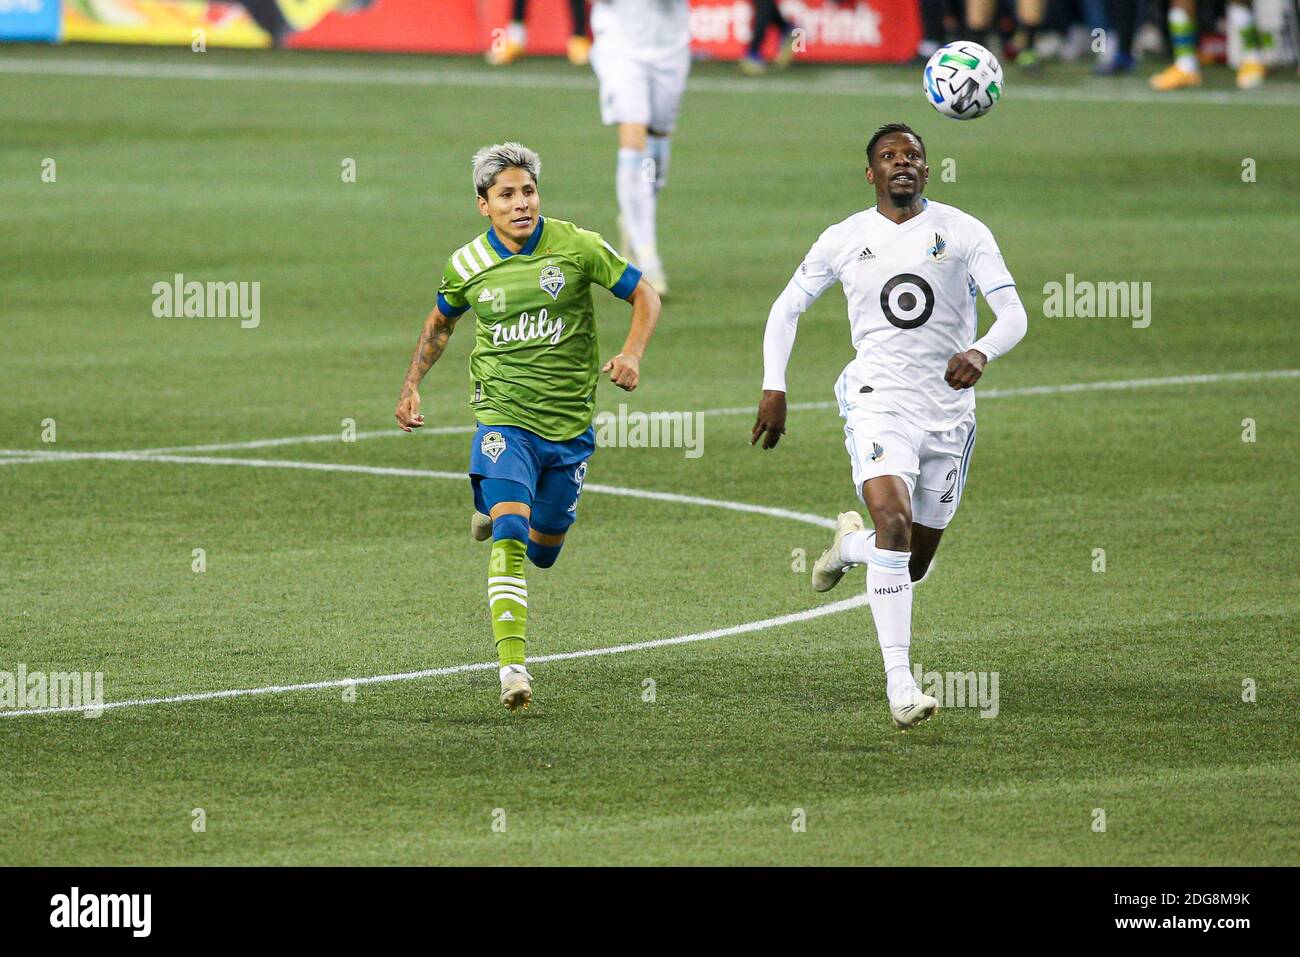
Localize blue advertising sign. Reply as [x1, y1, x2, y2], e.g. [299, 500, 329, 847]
[0, 0, 61, 42]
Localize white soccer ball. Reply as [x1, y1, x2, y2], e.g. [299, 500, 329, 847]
[923, 41, 1004, 120]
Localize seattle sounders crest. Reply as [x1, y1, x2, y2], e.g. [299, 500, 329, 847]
[539, 265, 565, 300]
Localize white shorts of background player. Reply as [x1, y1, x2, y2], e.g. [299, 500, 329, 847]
[590, 44, 691, 132]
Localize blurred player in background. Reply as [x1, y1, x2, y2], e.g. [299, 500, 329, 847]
[487, 0, 592, 65]
[1097, 0, 1140, 75]
[237, 0, 373, 45]
[917, 0, 968, 61]
[590, 0, 691, 296]
[752, 123, 1028, 730]
[395, 143, 661, 711]
[965, 0, 1047, 69]
[1150, 0, 1267, 89]
[740, 0, 800, 74]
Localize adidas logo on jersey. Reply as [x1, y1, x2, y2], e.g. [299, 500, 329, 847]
[857, 246, 876, 262]
[497, 611, 514, 622]
[478, 288, 495, 303]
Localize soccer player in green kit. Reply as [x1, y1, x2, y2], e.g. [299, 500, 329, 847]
[395, 143, 662, 711]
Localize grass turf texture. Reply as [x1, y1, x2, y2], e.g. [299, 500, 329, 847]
[1, 45, 1298, 866]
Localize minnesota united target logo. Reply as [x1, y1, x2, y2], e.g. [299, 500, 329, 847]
[481, 430, 507, 463]
[880, 273, 936, 329]
[927, 232, 948, 262]
[539, 265, 565, 300]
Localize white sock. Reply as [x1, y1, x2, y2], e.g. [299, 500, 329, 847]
[507, 21, 526, 45]
[616, 148, 658, 266]
[647, 134, 672, 193]
[867, 546, 916, 705]
[886, 665, 918, 703]
[1227, 4, 1261, 62]
[840, 529, 875, 566]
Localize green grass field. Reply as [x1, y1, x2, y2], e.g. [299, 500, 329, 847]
[1, 43, 1298, 866]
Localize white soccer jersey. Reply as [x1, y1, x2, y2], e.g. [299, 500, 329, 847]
[591, 0, 691, 58]
[785, 199, 1015, 432]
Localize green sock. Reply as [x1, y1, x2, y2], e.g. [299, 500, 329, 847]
[1228, 5, 1262, 54]
[1169, 8, 1198, 66]
[489, 538, 527, 666]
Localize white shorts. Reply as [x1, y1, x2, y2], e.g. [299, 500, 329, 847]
[842, 407, 977, 530]
[590, 43, 690, 132]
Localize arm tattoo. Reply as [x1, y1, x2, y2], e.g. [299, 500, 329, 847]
[400, 312, 454, 399]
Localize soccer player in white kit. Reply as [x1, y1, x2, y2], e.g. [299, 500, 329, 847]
[589, 0, 691, 295]
[752, 123, 1029, 730]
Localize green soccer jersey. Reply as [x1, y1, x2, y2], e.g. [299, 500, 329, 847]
[436, 216, 641, 442]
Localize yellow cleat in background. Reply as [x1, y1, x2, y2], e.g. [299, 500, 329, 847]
[1236, 61, 1266, 90]
[486, 38, 526, 66]
[1149, 64, 1202, 91]
[567, 35, 591, 66]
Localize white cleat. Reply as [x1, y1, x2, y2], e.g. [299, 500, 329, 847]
[641, 263, 669, 297]
[471, 511, 492, 542]
[627, 243, 668, 297]
[811, 511, 867, 592]
[617, 214, 632, 261]
[499, 665, 533, 711]
[890, 690, 939, 731]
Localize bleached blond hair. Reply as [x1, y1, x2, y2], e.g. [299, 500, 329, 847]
[472, 142, 541, 198]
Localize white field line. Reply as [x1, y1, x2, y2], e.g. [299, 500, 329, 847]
[0, 366, 1293, 718]
[5, 368, 1291, 460]
[1, 449, 846, 719]
[0, 585, 869, 719]
[2, 55, 1298, 108]
[132, 423, 478, 455]
[0, 450, 839, 528]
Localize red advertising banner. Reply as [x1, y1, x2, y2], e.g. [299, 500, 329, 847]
[288, 1, 484, 55]
[288, 0, 919, 62]
[689, 1, 920, 63]
[63, 0, 921, 63]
